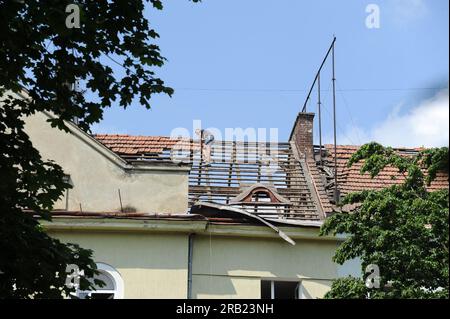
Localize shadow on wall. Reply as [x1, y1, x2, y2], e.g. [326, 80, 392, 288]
[191, 274, 239, 298]
[51, 229, 340, 298]
[51, 231, 189, 270]
[192, 235, 339, 280]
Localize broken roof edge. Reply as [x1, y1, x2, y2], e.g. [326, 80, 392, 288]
[44, 209, 323, 229]
[304, 158, 334, 216]
[46, 210, 202, 219]
[191, 201, 296, 245]
[42, 210, 339, 243]
[264, 218, 323, 227]
[289, 140, 326, 219]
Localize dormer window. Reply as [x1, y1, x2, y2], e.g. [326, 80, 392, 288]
[231, 183, 291, 205]
[251, 191, 272, 203]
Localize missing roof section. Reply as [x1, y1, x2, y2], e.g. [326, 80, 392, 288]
[94, 135, 324, 221]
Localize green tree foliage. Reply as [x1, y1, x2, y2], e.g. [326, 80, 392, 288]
[320, 143, 449, 299]
[0, 0, 196, 298]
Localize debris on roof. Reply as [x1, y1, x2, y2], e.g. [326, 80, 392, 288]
[191, 201, 296, 245]
[93, 134, 449, 224]
[94, 134, 323, 222]
[188, 140, 322, 221]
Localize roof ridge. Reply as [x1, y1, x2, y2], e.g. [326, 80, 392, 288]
[321, 144, 427, 152]
[93, 135, 433, 152]
[93, 133, 173, 139]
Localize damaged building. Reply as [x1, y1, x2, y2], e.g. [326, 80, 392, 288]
[21, 94, 449, 299]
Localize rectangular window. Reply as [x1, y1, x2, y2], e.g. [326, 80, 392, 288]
[260, 280, 303, 299]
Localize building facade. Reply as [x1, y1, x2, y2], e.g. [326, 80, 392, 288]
[22, 103, 448, 299]
[22, 93, 446, 299]
[21, 104, 366, 299]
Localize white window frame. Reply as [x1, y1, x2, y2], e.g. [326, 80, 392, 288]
[76, 262, 124, 299]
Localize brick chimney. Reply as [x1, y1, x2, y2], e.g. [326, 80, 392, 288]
[289, 112, 314, 159]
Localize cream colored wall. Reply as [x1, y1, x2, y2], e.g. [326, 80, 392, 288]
[300, 279, 333, 299]
[191, 235, 339, 299]
[24, 112, 189, 213]
[51, 230, 189, 299]
[47, 222, 349, 299]
[192, 275, 261, 299]
[192, 276, 332, 299]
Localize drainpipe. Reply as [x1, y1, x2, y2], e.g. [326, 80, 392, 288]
[187, 233, 195, 299]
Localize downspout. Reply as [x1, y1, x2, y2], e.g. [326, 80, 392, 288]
[187, 233, 195, 299]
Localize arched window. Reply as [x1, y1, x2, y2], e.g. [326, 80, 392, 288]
[76, 263, 124, 299]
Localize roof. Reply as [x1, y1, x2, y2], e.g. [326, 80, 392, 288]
[93, 134, 449, 221]
[94, 134, 324, 221]
[186, 140, 322, 221]
[316, 144, 449, 201]
[93, 134, 196, 157]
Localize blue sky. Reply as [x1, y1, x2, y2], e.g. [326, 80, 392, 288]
[91, 0, 449, 147]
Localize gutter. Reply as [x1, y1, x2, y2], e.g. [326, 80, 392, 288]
[42, 215, 341, 241]
[187, 233, 195, 299]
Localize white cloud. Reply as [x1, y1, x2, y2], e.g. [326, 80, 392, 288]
[336, 88, 449, 148]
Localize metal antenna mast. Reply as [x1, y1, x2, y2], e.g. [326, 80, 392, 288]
[331, 39, 339, 204]
[301, 36, 339, 203]
[301, 36, 336, 113]
[317, 72, 322, 165]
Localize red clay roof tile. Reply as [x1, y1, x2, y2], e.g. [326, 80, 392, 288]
[322, 144, 448, 196]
